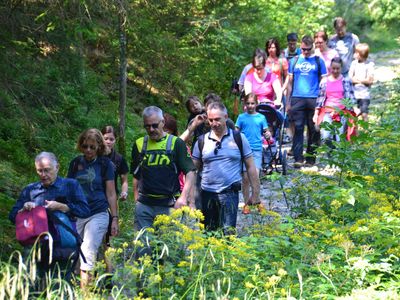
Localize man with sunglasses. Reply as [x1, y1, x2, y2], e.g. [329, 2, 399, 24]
[192, 102, 260, 235]
[131, 106, 196, 235]
[287, 35, 327, 168]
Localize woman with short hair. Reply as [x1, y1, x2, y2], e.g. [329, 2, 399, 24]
[67, 128, 119, 289]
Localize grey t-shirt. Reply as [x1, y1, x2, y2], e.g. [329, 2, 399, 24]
[328, 32, 359, 75]
[192, 129, 252, 193]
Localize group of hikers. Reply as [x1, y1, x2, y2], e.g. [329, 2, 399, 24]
[9, 16, 374, 291]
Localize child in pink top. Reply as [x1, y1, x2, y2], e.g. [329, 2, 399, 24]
[324, 77, 345, 110]
[314, 57, 357, 143]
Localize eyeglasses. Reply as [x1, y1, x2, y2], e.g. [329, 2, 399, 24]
[144, 121, 161, 130]
[301, 47, 312, 52]
[82, 144, 97, 150]
[36, 168, 53, 175]
[214, 141, 222, 155]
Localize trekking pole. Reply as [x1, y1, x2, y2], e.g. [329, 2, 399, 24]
[278, 176, 290, 212]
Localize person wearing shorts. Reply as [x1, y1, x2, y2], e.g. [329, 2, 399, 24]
[235, 93, 269, 214]
[349, 43, 374, 122]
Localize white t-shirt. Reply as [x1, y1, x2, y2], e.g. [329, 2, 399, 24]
[349, 59, 374, 99]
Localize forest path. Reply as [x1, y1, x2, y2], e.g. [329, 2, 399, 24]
[236, 50, 400, 235]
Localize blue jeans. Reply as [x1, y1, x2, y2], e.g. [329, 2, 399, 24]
[201, 189, 239, 235]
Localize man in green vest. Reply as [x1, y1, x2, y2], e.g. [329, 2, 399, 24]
[131, 106, 196, 231]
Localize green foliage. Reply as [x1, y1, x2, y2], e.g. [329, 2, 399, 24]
[0, 1, 400, 298]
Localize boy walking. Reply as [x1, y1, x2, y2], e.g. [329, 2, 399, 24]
[235, 93, 269, 214]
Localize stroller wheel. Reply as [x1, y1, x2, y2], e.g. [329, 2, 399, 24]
[281, 150, 288, 175]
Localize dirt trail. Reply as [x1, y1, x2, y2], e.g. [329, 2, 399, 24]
[236, 50, 400, 234]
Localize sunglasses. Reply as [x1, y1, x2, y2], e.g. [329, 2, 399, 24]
[82, 144, 97, 150]
[214, 141, 222, 155]
[144, 121, 161, 130]
[301, 47, 312, 52]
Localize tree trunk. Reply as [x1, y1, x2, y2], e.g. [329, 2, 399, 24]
[117, 0, 127, 156]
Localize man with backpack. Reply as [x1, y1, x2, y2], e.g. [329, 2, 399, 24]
[192, 102, 260, 235]
[287, 35, 328, 168]
[131, 106, 196, 233]
[9, 152, 90, 282]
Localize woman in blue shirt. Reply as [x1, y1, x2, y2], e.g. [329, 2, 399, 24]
[68, 128, 118, 289]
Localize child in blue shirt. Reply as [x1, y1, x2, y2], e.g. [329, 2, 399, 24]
[235, 93, 270, 214]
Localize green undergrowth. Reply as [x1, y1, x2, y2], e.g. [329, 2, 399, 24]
[1, 79, 399, 299]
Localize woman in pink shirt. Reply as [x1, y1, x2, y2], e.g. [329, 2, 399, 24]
[314, 31, 339, 74]
[313, 57, 357, 143]
[244, 49, 282, 106]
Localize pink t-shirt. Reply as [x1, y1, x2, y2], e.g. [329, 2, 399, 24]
[315, 48, 339, 74]
[325, 77, 345, 109]
[245, 72, 278, 103]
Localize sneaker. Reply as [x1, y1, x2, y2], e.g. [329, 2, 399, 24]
[304, 158, 316, 167]
[242, 204, 251, 215]
[293, 161, 303, 169]
[256, 203, 266, 213]
[287, 149, 294, 156]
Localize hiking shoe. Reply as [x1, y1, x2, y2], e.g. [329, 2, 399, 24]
[242, 204, 251, 215]
[256, 203, 266, 213]
[293, 161, 303, 169]
[305, 158, 316, 167]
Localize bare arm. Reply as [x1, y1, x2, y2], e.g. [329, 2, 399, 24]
[106, 180, 119, 236]
[273, 79, 283, 106]
[119, 173, 129, 201]
[133, 178, 139, 201]
[179, 114, 206, 143]
[174, 170, 196, 209]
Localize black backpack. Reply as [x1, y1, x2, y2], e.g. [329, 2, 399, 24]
[133, 134, 178, 176]
[197, 130, 245, 170]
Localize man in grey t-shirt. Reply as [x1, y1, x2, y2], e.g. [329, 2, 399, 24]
[328, 17, 359, 76]
[192, 102, 260, 234]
